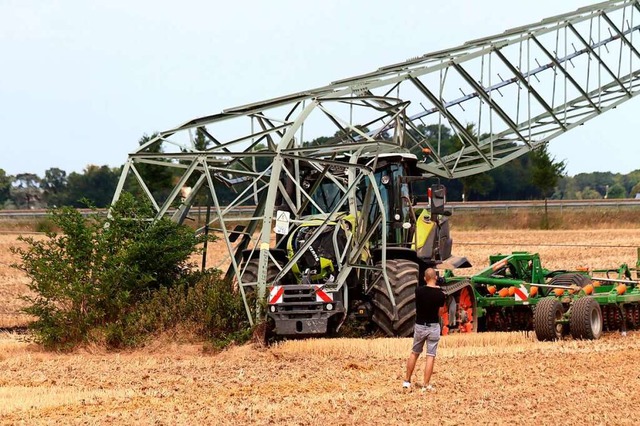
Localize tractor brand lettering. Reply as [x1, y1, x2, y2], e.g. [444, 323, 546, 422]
[308, 246, 320, 263]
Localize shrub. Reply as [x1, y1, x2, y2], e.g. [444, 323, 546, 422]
[11, 193, 201, 349]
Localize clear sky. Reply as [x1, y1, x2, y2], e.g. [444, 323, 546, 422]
[1, 0, 638, 178]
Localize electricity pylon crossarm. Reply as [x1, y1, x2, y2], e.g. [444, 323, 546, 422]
[111, 0, 640, 322]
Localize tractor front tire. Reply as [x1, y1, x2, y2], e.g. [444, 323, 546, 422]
[534, 297, 564, 341]
[570, 297, 603, 340]
[371, 259, 419, 337]
[239, 259, 282, 344]
[238, 259, 282, 302]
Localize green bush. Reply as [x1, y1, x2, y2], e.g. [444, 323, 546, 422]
[12, 193, 201, 349]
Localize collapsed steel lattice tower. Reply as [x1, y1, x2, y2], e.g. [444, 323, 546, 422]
[112, 0, 640, 324]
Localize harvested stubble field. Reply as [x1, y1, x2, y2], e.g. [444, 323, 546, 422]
[2, 228, 640, 424]
[2, 331, 640, 424]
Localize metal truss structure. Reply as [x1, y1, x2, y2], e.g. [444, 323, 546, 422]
[112, 0, 640, 323]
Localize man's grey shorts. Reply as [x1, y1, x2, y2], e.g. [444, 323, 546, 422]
[411, 323, 441, 357]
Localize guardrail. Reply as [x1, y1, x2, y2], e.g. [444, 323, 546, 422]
[447, 199, 640, 212]
[2, 199, 639, 219]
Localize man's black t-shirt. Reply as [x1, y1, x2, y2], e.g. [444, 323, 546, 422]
[415, 285, 445, 325]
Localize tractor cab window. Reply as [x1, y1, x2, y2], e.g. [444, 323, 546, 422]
[309, 181, 346, 215]
[366, 163, 407, 246]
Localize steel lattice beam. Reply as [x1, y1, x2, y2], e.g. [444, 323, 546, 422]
[111, 0, 640, 321]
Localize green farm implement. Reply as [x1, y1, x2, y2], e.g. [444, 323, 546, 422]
[442, 250, 640, 340]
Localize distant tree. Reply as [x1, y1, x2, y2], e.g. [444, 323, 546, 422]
[304, 136, 331, 147]
[455, 124, 495, 201]
[128, 133, 176, 203]
[555, 175, 580, 199]
[607, 183, 626, 199]
[485, 153, 538, 200]
[631, 182, 640, 198]
[577, 187, 602, 200]
[65, 165, 120, 207]
[10, 173, 42, 209]
[622, 170, 640, 195]
[193, 127, 210, 151]
[422, 124, 452, 141]
[574, 172, 616, 197]
[334, 125, 370, 142]
[41, 167, 68, 207]
[531, 145, 566, 228]
[0, 169, 11, 207]
[531, 145, 566, 198]
[459, 173, 494, 201]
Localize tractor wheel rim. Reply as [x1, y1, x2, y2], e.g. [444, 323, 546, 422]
[554, 308, 563, 337]
[591, 307, 602, 336]
[555, 322, 563, 337]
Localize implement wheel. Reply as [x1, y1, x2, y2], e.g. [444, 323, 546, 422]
[534, 298, 564, 341]
[548, 273, 592, 295]
[371, 259, 419, 337]
[570, 297, 603, 340]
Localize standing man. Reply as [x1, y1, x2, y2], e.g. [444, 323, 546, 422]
[403, 267, 445, 391]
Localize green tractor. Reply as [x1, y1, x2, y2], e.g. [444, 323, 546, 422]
[238, 152, 471, 337]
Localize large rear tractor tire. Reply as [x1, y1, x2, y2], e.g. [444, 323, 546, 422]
[371, 259, 419, 337]
[570, 297, 603, 340]
[534, 298, 564, 341]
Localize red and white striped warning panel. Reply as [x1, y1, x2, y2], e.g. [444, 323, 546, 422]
[269, 285, 284, 304]
[314, 285, 333, 303]
[514, 284, 529, 302]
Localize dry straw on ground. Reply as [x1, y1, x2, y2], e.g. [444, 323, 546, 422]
[2, 229, 640, 424]
[2, 330, 640, 424]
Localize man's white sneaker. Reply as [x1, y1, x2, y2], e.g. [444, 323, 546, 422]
[421, 384, 435, 392]
[402, 381, 411, 389]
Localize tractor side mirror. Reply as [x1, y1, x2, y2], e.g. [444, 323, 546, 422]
[430, 184, 447, 215]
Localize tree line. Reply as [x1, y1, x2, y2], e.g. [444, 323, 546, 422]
[1, 126, 637, 210]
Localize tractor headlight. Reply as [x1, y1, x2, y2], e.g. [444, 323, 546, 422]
[270, 305, 277, 313]
[326, 303, 334, 311]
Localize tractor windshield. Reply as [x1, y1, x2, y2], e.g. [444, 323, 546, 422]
[309, 181, 345, 214]
[365, 163, 411, 247]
